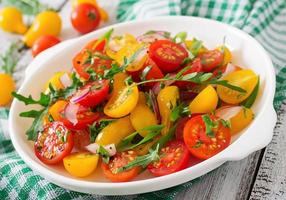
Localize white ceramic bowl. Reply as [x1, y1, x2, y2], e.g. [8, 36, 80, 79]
[9, 16, 277, 195]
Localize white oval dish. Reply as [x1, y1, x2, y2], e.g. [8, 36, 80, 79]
[9, 16, 277, 195]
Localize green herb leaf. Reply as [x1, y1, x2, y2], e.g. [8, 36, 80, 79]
[117, 144, 160, 172]
[241, 77, 260, 108]
[202, 114, 215, 138]
[48, 114, 54, 122]
[97, 145, 110, 164]
[12, 92, 50, 107]
[152, 124, 177, 150]
[25, 109, 47, 141]
[89, 119, 115, 143]
[19, 110, 43, 118]
[173, 31, 187, 43]
[220, 119, 231, 128]
[140, 65, 152, 81]
[188, 38, 203, 56]
[209, 79, 246, 93]
[181, 72, 198, 81]
[170, 104, 187, 122]
[193, 140, 203, 148]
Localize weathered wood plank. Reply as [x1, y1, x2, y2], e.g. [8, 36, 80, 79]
[175, 151, 262, 200]
[249, 102, 286, 200]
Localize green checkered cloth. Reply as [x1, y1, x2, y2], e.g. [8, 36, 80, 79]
[1, 0, 286, 199]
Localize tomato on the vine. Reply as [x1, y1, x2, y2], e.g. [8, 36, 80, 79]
[147, 140, 190, 176]
[34, 121, 74, 165]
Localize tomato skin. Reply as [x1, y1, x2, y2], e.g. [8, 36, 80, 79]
[101, 151, 140, 182]
[73, 129, 90, 150]
[199, 49, 224, 72]
[71, 80, 109, 107]
[175, 117, 191, 140]
[59, 103, 100, 130]
[34, 122, 74, 165]
[183, 115, 231, 160]
[32, 35, 60, 57]
[73, 50, 112, 80]
[71, 3, 101, 34]
[147, 140, 190, 176]
[149, 40, 188, 73]
[84, 39, 106, 52]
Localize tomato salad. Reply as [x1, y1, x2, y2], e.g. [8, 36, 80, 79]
[13, 29, 259, 182]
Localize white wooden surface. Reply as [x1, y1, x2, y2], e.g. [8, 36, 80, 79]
[0, 1, 283, 199]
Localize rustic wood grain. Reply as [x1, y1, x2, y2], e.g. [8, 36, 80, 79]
[249, 102, 286, 200]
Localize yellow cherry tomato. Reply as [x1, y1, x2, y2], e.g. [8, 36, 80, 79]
[63, 152, 99, 177]
[0, 7, 27, 34]
[217, 45, 232, 66]
[44, 72, 69, 93]
[23, 11, 62, 47]
[0, 73, 15, 106]
[230, 107, 254, 135]
[104, 73, 139, 118]
[157, 86, 179, 135]
[130, 93, 157, 137]
[217, 69, 259, 104]
[106, 34, 137, 60]
[189, 85, 218, 114]
[96, 116, 135, 146]
[49, 100, 67, 120]
[185, 39, 207, 55]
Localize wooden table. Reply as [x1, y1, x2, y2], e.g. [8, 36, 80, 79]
[1, 1, 285, 199]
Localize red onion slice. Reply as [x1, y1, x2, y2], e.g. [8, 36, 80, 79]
[59, 73, 72, 88]
[151, 73, 177, 95]
[85, 143, 99, 154]
[215, 106, 242, 120]
[149, 90, 161, 123]
[65, 103, 79, 125]
[85, 143, 116, 156]
[70, 87, 90, 104]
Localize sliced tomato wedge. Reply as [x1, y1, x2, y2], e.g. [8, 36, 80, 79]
[183, 115, 231, 159]
[147, 140, 190, 176]
[71, 80, 109, 107]
[34, 121, 74, 165]
[84, 39, 106, 52]
[175, 117, 191, 140]
[199, 49, 224, 72]
[149, 40, 188, 73]
[174, 58, 202, 88]
[101, 151, 140, 182]
[73, 50, 112, 80]
[59, 103, 100, 130]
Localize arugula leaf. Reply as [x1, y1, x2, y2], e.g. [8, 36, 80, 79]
[202, 115, 215, 138]
[173, 31, 187, 43]
[170, 104, 188, 122]
[189, 38, 203, 56]
[220, 119, 231, 128]
[19, 110, 44, 118]
[181, 72, 198, 81]
[117, 144, 160, 172]
[25, 109, 48, 141]
[12, 92, 50, 106]
[241, 77, 260, 108]
[140, 65, 152, 81]
[103, 63, 122, 80]
[208, 79, 246, 93]
[152, 124, 177, 150]
[97, 145, 110, 164]
[89, 119, 115, 143]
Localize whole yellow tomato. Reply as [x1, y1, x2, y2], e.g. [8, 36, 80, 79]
[217, 69, 259, 104]
[96, 116, 135, 146]
[0, 73, 15, 106]
[0, 7, 27, 34]
[63, 152, 99, 177]
[189, 85, 218, 114]
[104, 73, 139, 118]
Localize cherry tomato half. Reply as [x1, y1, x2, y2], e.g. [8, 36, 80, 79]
[175, 117, 191, 140]
[73, 50, 112, 80]
[59, 103, 100, 130]
[73, 129, 91, 151]
[183, 115, 231, 160]
[147, 140, 190, 176]
[199, 49, 224, 72]
[71, 3, 101, 34]
[149, 40, 188, 73]
[34, 121, 74, 165]
[101, 151, 140, 182]
[71, 79, 109, 107]
[32, 35, 61, 57]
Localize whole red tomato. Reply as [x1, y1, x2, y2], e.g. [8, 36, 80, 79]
[71, 3, 101, 34]
[32, 35, 61, 57]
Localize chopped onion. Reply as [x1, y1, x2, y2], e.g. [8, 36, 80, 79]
[64, 103, 79, 125]
[108, 39, 122, 52]
[85, 143, 99, 154]
[104, 144, 117, 156]
[70, 87, 90, 104]
[59, 73, 72, 88]
[85, 143, 117, 156]
[215, 106, 242, 120]
[222, 63, 237, 77]
[149, 90, 161, 123]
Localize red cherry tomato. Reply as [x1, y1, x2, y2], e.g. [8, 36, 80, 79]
[84, 39, 106, 52]
[71, 3, 101, 34]
[59, 103, 100, 130]
[147, 140, 190, 176]
[73, 129, 90, 151]
[101, 151, 140, 182]
[34, 121, 74, 165]
[199, 50, 224, 72]
[149, 40, 188, 73]
[175, 117, 191, 140]
[183, 115, 231, 160]
[73, 50, 112, 80]
[71, 80, 109, 107]
[32, 35, 60, 57]
[174, 58, 202, 88]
